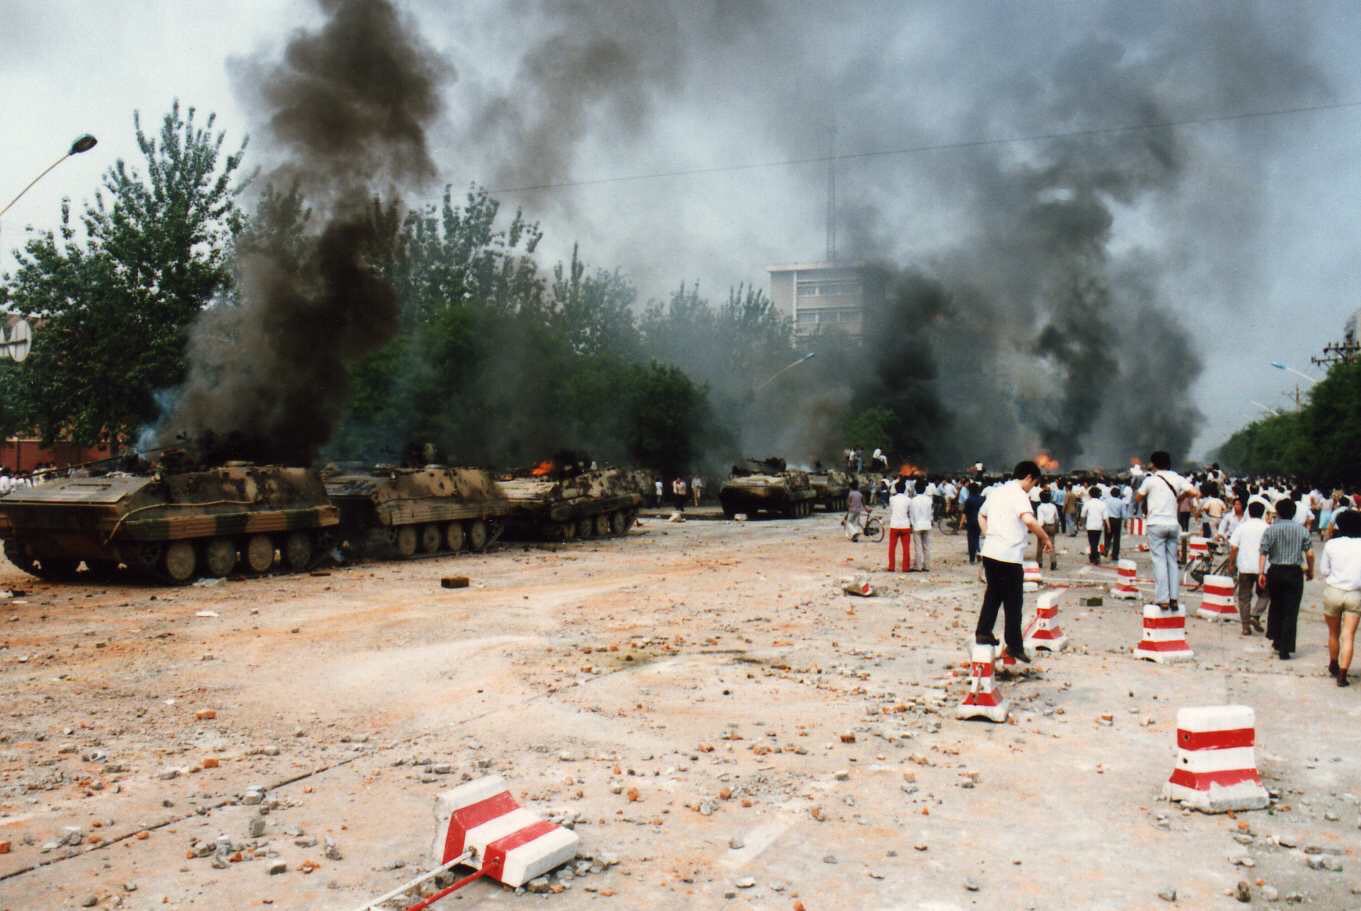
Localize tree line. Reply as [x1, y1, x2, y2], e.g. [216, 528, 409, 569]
[1, 102, 878, 476]
[1214, 358, 1361, 486]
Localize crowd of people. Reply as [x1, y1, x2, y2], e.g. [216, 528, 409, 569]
[0, 465, 64, 493]
[843, 452, 1359, 688]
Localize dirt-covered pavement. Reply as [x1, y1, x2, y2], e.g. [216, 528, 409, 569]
[0, 514, 1358, 910]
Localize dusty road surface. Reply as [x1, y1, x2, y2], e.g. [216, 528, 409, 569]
[1, 514, 1358, 910]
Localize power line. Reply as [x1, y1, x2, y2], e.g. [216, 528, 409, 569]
[487, 98, 1361, 195]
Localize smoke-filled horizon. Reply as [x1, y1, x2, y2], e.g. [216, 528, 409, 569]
[145, 0, 1339, 470]
[428, 0, 1336, 469]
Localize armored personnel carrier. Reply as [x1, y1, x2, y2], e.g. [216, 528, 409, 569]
[495, 456, 646, 542]
[719, 458, 818, 519]
[0, 455, 337, 583]
[808, 468, 852, 511]
[323, 465, 510, 560]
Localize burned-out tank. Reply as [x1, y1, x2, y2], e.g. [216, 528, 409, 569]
[808, 468, 852, 511]
[495, 457, 646, 542]
[0, 455, 338, 583]
[323, 465, 511, 560]
[719, 457, 818, 519]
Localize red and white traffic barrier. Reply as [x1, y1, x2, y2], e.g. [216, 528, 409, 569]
[1023, 560, 1043, 592]
[1111, 559, 1140, 600]
[956, 643, 1009, 723]
[1127, 517, 1146, 537]
[1162, 705, 1269, 813]
[1187, 536, 1210, 561]
[1134, 603, 1194, 663]
[1197, 574, 1238, 622]
[1023, 591, 1068, 652]
[430, 775, 579, 889]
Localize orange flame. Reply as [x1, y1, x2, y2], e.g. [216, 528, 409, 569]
[1035, 451, 1060, 472]
[898, 462, 925, 477]
[530, 459, 554, 477]
[1129, 456, 1143, 467]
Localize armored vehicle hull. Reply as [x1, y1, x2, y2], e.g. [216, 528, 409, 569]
[495, 467, 646, 542]
[324, 466, 511, 560]
[809, 470, 852, 511]
[0, 463, 337, 583]
[719, 458, 817, 519]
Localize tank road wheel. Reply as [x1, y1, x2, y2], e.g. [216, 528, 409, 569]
[244, 534, 276, 574]
[394, 526, 419, 559]
[594, 513, 611, 537]
[444, 522, 465, 553]
[161, 542, 197, 584]
[418, 524, 442, 554]
[560, 521, 578, 542]
[203, 538, 237, 578]
[576, 517, 594, 540]
[34, 556, 80, 580]
[609, 511, 627, 537]
[124, 542, 162, 578]
[284, 531, 314, 571]
[466, 519, 489, 552]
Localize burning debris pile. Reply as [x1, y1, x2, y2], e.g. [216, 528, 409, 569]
[157, 0, 447, 466]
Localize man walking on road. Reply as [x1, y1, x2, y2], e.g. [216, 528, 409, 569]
[1103, 485, 1125, 562]
[1136, 451, 1200, 612]
[1258, 498, 1314, 660]
[909, 478, 934, 571]
[975, 461, 1053, 663]
[845, 480, 865, 542]
[1229, 500, 1270, 636]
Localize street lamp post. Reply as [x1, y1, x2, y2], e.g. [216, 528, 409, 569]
[0, 134, 99, 220]
[1269, 361, 1317, 411]
[754, 352, 816, 393]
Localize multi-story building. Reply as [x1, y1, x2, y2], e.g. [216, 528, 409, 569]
[766, 261, 880, 340]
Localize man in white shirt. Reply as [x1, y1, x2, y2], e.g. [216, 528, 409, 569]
[1035, 490, 1060, 571]
[1135, 450, 1201, 611]
[1228, 501, 1271, 636]
[974, 461, 1052, 663]
[1082, 487, 1107, 565]
[887, 479, 912, 570]
[909, 479, 935, 571]
[1217, 497, 1245, 542]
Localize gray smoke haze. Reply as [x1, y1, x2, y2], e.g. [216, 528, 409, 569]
[439, 0, 1331, 469]
[160, 0, 447, 464]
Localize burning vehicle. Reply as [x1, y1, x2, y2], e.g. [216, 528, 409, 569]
[0, 452, 338, 583]
[719, 458, 818, 519]
[323, 465, 511, 559]
[495, 455, 646, 541]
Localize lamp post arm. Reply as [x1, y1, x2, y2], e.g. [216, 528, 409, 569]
[0, 152, 74, 220]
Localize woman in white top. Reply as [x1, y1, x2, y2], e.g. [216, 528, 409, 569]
[1082, 486, 1107, 565]
[1321, 509, 1361, 687]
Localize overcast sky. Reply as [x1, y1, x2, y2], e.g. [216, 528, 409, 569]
[4, 0, 1360, 461]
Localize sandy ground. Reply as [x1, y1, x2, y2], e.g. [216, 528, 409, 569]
[0, 513, 1358, 911]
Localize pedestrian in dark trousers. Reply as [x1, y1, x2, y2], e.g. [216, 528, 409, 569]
[963, 483, 983, 564]
[1103, 487, 1125, 562]
[1082, 486, 1107, 565]
[1258, 498, 1314, 660]
[974, 462, 1052, 662]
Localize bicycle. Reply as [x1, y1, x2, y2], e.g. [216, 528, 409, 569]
[843, 508, 886, 543]
[1181, 538, 1232, 591]
[933, 498, 961, 535]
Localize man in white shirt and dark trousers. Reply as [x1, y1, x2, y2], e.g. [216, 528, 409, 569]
[1082, 487, 1107, 564]
[909, 479, 934, 571]
[975, 461, 1053, 663]
[1135, 451, 1200, 612]
[1228, 501, 1271, 636]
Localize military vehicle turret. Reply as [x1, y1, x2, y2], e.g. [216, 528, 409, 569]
[495, 456, 646, 541]
[0, 454, 337, 583]
[323, 465, 510, 560]
[718, 457, 818, 519]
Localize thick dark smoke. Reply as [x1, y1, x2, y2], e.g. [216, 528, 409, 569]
[443, 1, 1328, 469]
[159, 0, 447, 464]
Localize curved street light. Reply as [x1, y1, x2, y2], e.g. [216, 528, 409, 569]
[0, 133, 99, 219]
[1269, 361, 1317, 385]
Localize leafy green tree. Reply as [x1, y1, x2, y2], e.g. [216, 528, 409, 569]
[0, 101, 247, 448]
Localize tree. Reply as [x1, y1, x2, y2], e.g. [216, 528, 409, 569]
[0, 101, 247, 448]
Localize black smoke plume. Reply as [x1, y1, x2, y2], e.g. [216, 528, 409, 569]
[159, 0, 447, 465]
